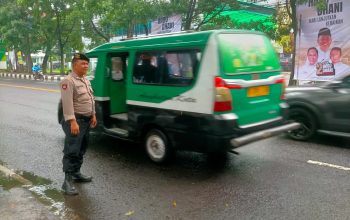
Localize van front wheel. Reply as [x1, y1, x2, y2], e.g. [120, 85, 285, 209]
[145, 129, 172, 163]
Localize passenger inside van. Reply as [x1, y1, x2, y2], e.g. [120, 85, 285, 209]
[111, 57, 124, 80]
[156, 56, 169, 83]
[134, 53, 157, 83]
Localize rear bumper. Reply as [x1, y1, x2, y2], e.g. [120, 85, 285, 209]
[167, 103, 297, 152]
[230, 122, 300, 147]
[168, 121, 300, 153]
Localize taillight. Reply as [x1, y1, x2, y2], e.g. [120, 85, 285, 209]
[214, 77, 233, 112]
[275, 77, 286, 100]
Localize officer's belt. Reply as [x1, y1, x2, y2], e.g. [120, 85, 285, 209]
[75, 114, 92, 121]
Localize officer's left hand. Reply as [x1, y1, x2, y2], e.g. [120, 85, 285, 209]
[90, 115, 97, 128]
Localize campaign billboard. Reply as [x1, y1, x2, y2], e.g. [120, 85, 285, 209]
[150, 15, 182, 35]
[295, 0, 350, 81]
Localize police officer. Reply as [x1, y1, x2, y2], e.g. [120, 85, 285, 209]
[60, 53, 97, 195]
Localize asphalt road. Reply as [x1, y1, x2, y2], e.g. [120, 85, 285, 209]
[0, 77, 349, 220]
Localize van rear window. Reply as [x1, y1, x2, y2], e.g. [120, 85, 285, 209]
[218, 34, 280, 74]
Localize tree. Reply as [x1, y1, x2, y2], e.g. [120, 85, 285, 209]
[25, 0, 57, 74]
[80, 0, 168, 44]
[166, 0, 240, 31]
[50, 0, 83, 74]
[0, 0, 42, 72]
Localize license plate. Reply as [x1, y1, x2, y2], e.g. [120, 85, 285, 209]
[247, 85, 269, 97]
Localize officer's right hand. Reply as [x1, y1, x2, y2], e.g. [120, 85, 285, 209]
[70, 120, 80, 136]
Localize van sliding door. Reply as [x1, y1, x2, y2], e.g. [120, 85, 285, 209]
[107, 53, 129, 114]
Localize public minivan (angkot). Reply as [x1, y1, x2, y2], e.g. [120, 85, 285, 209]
[58, 30, 299, 163]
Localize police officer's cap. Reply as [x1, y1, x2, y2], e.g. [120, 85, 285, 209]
[318, 27, 331, 37]
[72, 53, 90, 63]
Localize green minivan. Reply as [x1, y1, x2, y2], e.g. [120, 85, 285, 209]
[58, 30, 299, 163]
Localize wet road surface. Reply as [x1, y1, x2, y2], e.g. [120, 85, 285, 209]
[0, 77, 349, 220]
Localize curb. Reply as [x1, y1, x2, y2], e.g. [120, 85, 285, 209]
[0, 72, 64, 82]
[0, 164, 32, 186]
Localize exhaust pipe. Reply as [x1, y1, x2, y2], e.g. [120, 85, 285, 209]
[231, 122, 300, 148]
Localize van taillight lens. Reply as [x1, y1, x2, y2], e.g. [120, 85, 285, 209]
[214, 77, 233, 112]
[275, 78, 286, 100]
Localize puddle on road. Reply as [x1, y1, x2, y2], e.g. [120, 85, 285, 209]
[22, 171, 82, 219]
[0, 164, 81, 220]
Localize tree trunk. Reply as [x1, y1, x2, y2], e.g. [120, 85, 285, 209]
[143, 24, 149, 36]
[26, 52, 31, 73]
[50, 55, 53, 74]
[56, 14, 65, 75]
[23, 50, 33, 73]
[289, 0, 297, 86]
[184, 0, 196, 30]
[59, 44, 65, 75]
[127, 22, 134, 38]
[42, 46, 52, 74]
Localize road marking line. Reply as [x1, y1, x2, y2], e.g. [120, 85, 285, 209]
[0, 83, 59, 93]
[307, 160, 350, 171]
[0, 164, 32, 185]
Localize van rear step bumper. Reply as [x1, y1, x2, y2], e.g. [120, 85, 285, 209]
[230, 122, 300, 148]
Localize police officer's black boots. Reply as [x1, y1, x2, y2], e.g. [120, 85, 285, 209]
[62, 173, 79, 195]
[72, 172, 92, 183]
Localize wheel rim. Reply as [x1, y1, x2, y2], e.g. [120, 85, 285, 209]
[146, 134, 166, 160]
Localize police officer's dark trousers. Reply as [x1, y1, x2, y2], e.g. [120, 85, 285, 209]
[61, 117, 91, 195]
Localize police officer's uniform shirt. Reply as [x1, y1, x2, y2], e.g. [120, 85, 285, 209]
[60, 72, 95, 121]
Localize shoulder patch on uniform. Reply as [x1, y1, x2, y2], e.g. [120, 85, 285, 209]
[62, 84, 68, 90]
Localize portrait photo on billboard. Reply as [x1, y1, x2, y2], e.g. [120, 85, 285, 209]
[295, 0, 350, 81]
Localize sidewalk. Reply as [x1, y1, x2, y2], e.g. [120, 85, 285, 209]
[0, 72, 64, 82]
[0, 165, 60, 220]
[0, 187, 60, 220]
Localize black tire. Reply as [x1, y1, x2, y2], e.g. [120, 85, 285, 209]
[287, 108, 317, 141]
[144, 129, 173, 163]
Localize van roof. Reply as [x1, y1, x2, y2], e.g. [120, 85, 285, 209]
[87, 29, 264, 54]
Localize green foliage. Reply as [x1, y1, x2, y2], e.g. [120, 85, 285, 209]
[170, 0, 240, 30]
[2, 0, 331, 74]
[279, 35, 293, 53]
[79, 0, 170, 43]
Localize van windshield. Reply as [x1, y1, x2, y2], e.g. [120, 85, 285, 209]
[218, 33, 280, 74]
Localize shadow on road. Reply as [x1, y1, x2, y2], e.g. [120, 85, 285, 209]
[88, 134, 238, 179]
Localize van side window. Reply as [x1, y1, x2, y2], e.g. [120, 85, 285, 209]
[87, 57, 98, 80]
[111, 57, 126, 81]
[133, 50, 201, 86]
[133, 53, 157, 83]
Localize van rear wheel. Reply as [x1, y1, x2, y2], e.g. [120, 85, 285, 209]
[145, 129, 172, 163]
